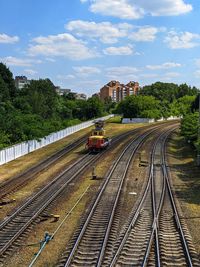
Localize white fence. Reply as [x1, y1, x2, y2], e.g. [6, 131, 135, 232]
[0, 115, 114, 166]
[122, 116, 180, 124]
[122, 118, 155, 124]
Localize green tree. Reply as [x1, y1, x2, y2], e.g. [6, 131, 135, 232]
[180, 112, 198, 141]
[170, 95, 196, 116]
[19, 79, 58, 118]
[85, 96, 104, 119]
[115, 95, 161, 119]
[0, 76, 10, 102]
[0, 62, 17, 98]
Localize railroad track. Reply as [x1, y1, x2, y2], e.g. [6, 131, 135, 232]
[0, 134, 88, 200]
[146, 131, 200, 267]
[107, 127, 200, 267]
[0, 125, 159, 262]
[56, 126, 164, 267]
[0, 123, 161, 201]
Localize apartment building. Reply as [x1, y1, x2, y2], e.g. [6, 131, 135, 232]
[15, 76, 31, 89]
[100, 80, 139, 102]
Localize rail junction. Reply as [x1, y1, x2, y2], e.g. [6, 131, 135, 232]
[0, 121, 199, 266]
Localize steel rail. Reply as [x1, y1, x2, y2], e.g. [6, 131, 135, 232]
[163, 135, 193, 267]
[96, 128, 159, 267]
[142, 126, 193, 267]
[0, 128, 141, 229]
[0, 125, 158, 259]
[108, 127, 171, 267]
[63, 127, 158, 267]
[141, 127, 175, 267]
[0, 134, 88, 199]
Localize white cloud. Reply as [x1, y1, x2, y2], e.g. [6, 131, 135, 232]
[89, 0, 144, 19]
[129, 26, 162, 42]
[165, 72, 180, 77]
[139, 73, 159, 78]
[73, 66, 101, 77]
[24, 69, 38, 75]
[0, 33, 19, 44]
[0, 56, 41, 67]
[164, 31, 200, 49]
[137, 0, 192, 16]
[66, 20, 132, 44]
[73, 66, 101, 75]
[106, 66, 139, 80]
[57, 74, 76, 80]
[195, 70, 200, 78]
[195, 59, 200, 68]
[103, 45, 133, 55]
[28, 33, 98, 60]
[146, 62, 182, 70]
[45, 57, 56, 62]
[80, 0, 192, 19]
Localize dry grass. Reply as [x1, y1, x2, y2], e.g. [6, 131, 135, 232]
[3, 127, 137, 267]
[167, 131, 200, 255]
[0, 127, 92, 183]
[0, 121, 145, 184]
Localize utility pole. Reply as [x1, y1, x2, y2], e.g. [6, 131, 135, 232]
[197, 94, 200, 166]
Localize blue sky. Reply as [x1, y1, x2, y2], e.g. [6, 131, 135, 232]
[0, 0, 200, 96]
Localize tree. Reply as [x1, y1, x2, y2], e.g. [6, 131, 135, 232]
[0, 62, 17, 98]
[115, 95, 161, 119]
[170, 95, 196, 116]
[0, 76, 10, 102]
[103, 96, 116, 113]
[19, 79, 58, 118]
[85, 97, 104, 119]
[180, 112, 198, 141]
[140, 82, 198, 103]
[140, 82, 179, 102]
[63, 92, 76, 100]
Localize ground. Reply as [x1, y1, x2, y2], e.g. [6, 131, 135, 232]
[168, 130, 200, 257]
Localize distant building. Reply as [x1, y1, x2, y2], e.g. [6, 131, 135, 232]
[92, 92, 100, 98]
[55, 86, 71, 96]
[15, 76, 30, 89]
[75, 93, 87, 100]
[99, 80, 139, 102]
[55, 86, 87, 100]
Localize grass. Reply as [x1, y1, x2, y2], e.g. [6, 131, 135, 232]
[3, 127, 137, 267]
[106, 116, 122, 123]
[168, 130, 200, 255]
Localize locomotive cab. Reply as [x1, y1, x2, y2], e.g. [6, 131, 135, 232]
[86, 120, 111, 152]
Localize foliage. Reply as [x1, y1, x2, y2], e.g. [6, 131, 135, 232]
[0, 62, 108, 148]
[140, 82, 199, 118]
[107, 116, 122, 123]
[0, 63, 17, 98]
[1, 62, 199, 149]
[140, 82, 198, 103]
[170, 95, 196, 116]
[180, 112, 198, 142]
[115, 95, 161, 119]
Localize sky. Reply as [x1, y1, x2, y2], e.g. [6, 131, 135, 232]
[0, 0, 200, 96]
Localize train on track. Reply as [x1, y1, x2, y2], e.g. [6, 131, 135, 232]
[86, 120, 111, 152]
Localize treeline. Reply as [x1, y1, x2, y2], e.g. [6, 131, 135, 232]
[115, 82, 198, 119]
[0, 63, 114, 149]
[180, 96, 200, 147]
[1, 61, 199, 150]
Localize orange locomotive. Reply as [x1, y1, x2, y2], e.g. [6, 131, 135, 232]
[86, 120, 111, 152]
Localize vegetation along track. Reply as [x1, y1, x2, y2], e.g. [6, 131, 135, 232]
[0, 122, 166, 201]
[0, 134, 88, 201]
[0, 123, 165, 262]
[107, 126, 200, 267]
[56, 124, 169, 267]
